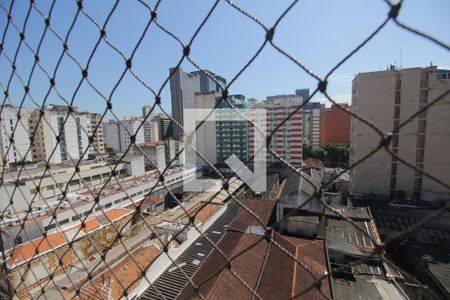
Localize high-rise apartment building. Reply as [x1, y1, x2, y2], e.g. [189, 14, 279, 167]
[350, 66, 450, 202]
[142, 105, 160, 143]
[0, 105, 32, 166]
[190, 70, 226, 93]
[29, 105, 89, 164]
[320, 104, 351, 146]
[266, 88, 310, 101]
[103, 117, 145, 153]
[170, 67, 225, 140]
[80, 112, 106, 155]
[303, 101, 324, 147]
[191, 92, 218, 167]
[216, 94, 248, 164]
[251, 95, 304, 168]
[154, 113, 173, 140]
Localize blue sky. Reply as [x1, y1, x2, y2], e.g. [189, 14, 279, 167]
[1, 0, 449, 118]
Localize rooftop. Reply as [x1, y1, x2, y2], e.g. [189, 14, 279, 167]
[173, 201, 223, 225]
[78, 243, 161, 300]
[302, 158, 325, 170]
[179, 231, 331, 300]
[7, 208, 132, 266]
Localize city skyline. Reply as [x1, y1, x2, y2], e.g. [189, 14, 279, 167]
[1, 0, 448, 118]
[1, 1, 449, 299]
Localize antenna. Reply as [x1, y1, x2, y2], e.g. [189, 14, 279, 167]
[400, 49, 403, 69]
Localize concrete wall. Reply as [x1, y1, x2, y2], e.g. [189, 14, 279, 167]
[350, 67, 450, 200]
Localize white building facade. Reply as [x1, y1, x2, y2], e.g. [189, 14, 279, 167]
[103, 117, 145, 153]
[0, 105, 32, 166]
[29, 105, 89, 164]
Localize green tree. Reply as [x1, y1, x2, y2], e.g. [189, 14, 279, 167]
[303, 143, 315, 159]
[323, 143, 349, 167]
[315, 148, 327, 160]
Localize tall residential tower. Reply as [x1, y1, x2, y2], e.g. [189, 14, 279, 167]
[169, 67, 225, 140]
[350, 66, 450, 202]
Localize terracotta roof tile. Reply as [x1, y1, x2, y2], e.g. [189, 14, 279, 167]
[103, 208, 132, 222]
[77, 244, 161, 300]
[236, 198, 276, 226]
[179, 231, 332, 300]
[302, 158, 324, 170]
[81, 218, 102, 233]
[7, 208, 132, 266]
[175, 202, 222, 224]
[7, 232, 66, 265]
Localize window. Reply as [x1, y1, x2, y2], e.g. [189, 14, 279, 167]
[392, 136, 399, 148]
[59, 218, 69, 225]
[105, 202, 112, 209]
[390, 163, 397, 176]
[419, 90, 428, 103]
[394, 92, 401, 104]
[394, 106, 400, 119]
[417, 135, 425, 148]
[70, 179, 80, 186]
[390, 177, 396, 189]
[413, 177, 423, 190]
[45, 223, 56, 231]
[416, 149, 425, 163]
[437, 70, 450, 80]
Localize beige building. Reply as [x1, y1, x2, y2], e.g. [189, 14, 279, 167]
[81, 112, 106, 155]
[350, 66, 450, 202]
[29, 105, 91, 164]
[190, 92, 217, 167]
[132, 141, 166, 170]
[0, 105, 33, 167]
[251, 96, 304, 167]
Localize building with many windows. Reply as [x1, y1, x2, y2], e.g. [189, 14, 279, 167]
[216, 94, 248, 164]
[170, 67, 225, 140]
[103, 117, 145, 153]
[0, 105, 32, 167]
[350, 66, 450, 202]
[80, 112, 106, 155]
[250, 95, 304, 168]
[142, 105, 160, 143]
[29, 105, 89, 164]
[154, 113, 173, 140]
[303, 101, 325, 147]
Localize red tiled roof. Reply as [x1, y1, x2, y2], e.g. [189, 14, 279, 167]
[7, 232, 66, 265]
[236, 198, 276, 226]
[102, 208, 132, 222]
[303, 158, 324, 170]
[7, 208, 132, 266]
[175, 202, 223, 224]
[77, 244, 161, 300]
[179, 231, 331, 300]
